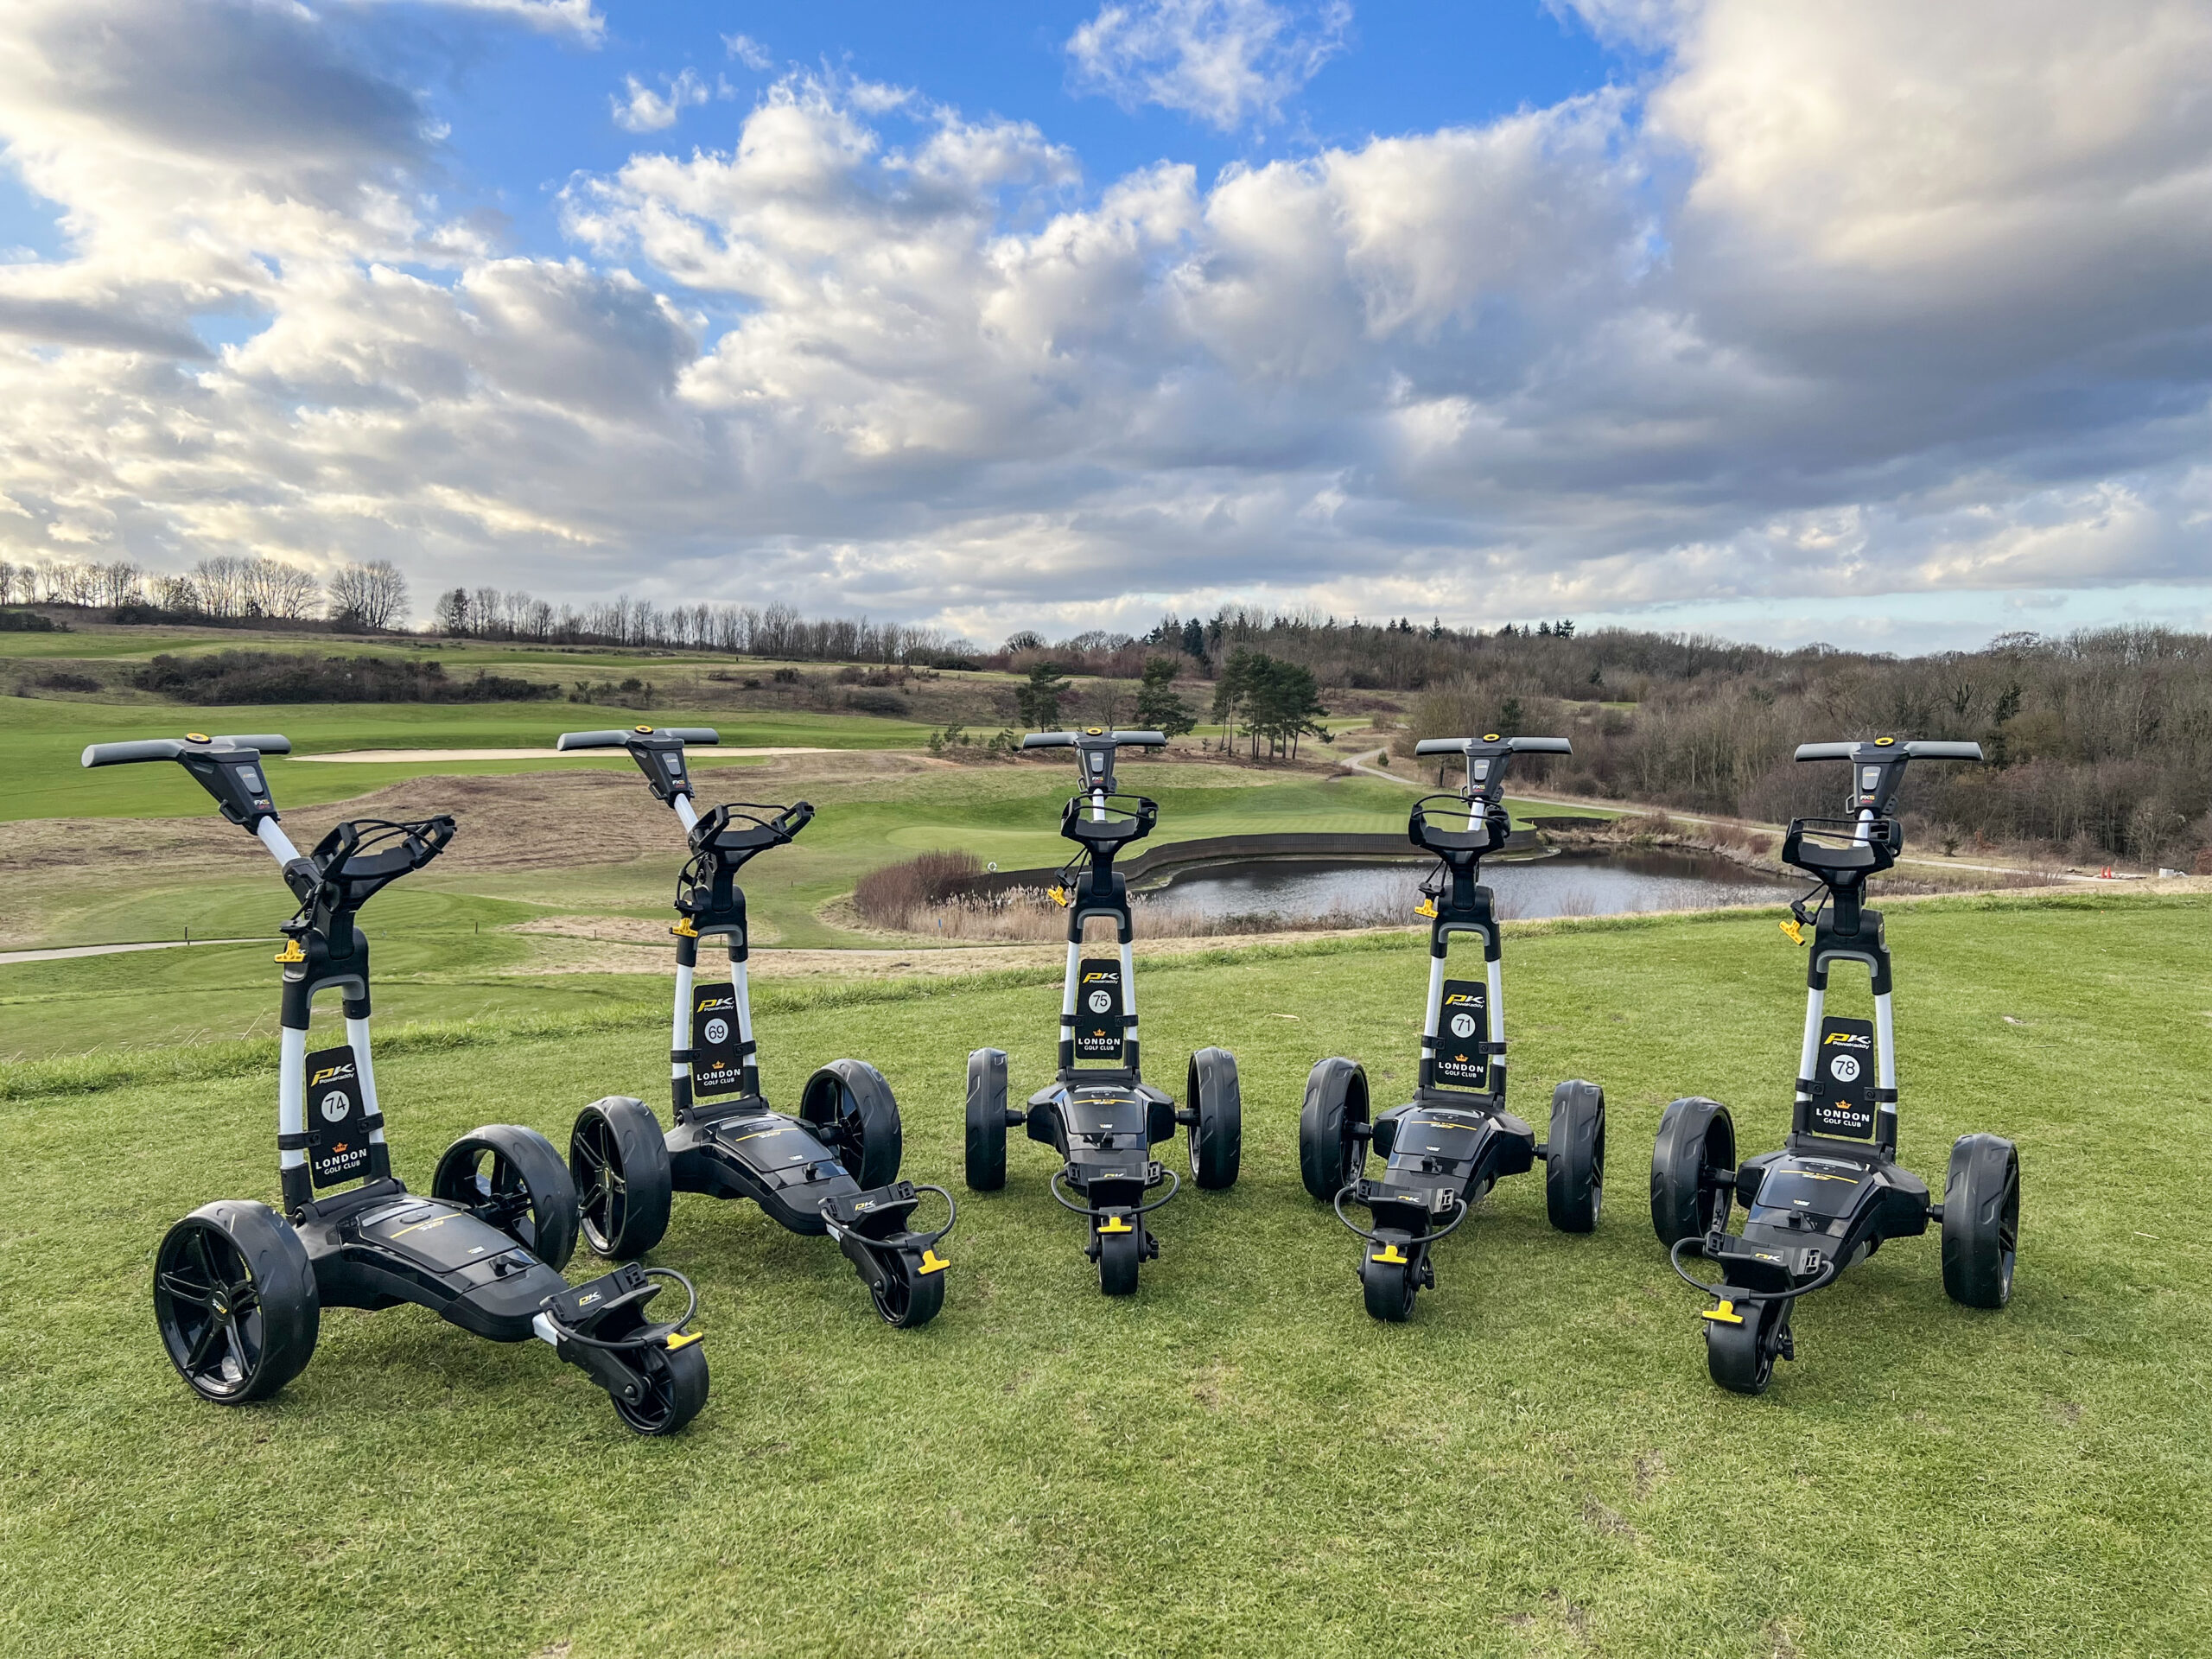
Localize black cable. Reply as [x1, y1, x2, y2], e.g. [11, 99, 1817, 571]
[1049, 1166, 1181, 1220]
[1330, 1183, 1471, 1248]
[1667, 1236, 1838, 1306]
[540, 1266, 700, 1351]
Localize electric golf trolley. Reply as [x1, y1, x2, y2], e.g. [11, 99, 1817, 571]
[964, 728, 1242, 1295]
[555, 726, 954, 1329]
[90, 733, 709, 1433]
[1650, 738, 2021, 1395]
[1298, 734, 1605, 1321]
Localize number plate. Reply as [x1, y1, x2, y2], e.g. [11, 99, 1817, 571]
[690, 981, 747, 1098]
[302, 1043, 370, 1188]
[1808, 1016, 1877, 1137]
[1433, 978, 1490, 1090]
[1073, 957, 1125, 1062]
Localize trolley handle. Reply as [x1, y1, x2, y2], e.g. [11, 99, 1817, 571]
[556, 726, 721, 752]
[81, 734, 290, 767]
[1904, 741, 1984, 762]
[1414, 735, 1571, 756]
[1794, 740, 1984, 764]
[1021, 730, 1168, 749]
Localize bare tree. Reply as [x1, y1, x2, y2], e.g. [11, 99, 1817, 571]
[327, 560, 410, 630]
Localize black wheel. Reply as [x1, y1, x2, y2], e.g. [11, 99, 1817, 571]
[432, 1124, 580, 1271]
[1942, 1134, 2019, 1309]
[1650, 1096, 1735, 1248]
[1098, 1227, 1141, 1295]
[800, 1060, 903, 1190]
[965, 1048, 1008, 1192]
[1298, 1057, 1370, 1201]
[1361, 1249, 1417, 1322]
[1186, 1046, 1242, 1190]
[569, 1096, 673, 1260]
[1706, 1306, 1782, 1395]
[153, 1202, 320, 1405]
[872, 1251, 947, 1328]
[1546, 1079, 1605, 1233]
[611, 1341, 709, 1436]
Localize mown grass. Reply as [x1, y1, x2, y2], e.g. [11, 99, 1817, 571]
[0, 696, 931, 823]
[3, 891, 2207, 1657]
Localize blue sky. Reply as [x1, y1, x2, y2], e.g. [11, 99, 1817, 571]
[0, 0, 2207, 652]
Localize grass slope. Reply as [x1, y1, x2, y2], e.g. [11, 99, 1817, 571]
[0, 697, 928, 823]
[3, 893, 2207, 1656]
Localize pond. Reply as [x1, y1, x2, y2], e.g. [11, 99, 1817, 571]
[1135, 848, 1796, 925]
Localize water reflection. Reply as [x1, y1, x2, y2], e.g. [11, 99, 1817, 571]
[1140, 849, 1794, 924]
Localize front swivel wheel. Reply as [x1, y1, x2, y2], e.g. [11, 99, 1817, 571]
[871, 1251, 947, 1328]
[1098, 1226, 1141, 1295]
[1705, 1304, 1788, 1395]
[611, 1340, 709, 1436]
[1361, 1247, 1419, 1322]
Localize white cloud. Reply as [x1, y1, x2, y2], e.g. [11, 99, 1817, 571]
[611, 68, 715, 134]
[1067, 0, 1350, 131]
[0, 1, 2209, 641]
[723, 32, 772, 71]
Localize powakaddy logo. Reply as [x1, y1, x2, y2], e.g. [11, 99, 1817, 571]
[1081, 969, 1120, 984]
[308, 1063, 356, 1087]
[1443, 992, 1482, 1007]
[695, 993, 735, 1014]
[1822, 1030, 1872, 1048]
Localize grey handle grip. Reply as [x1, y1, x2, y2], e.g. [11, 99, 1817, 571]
[1793, 742, 1859, 761]
[1414, 735, 1571, 755]
[80, 733, 290, 768]
[1115, 731, 1167, 747]
[1021, 732, 1075, 748]
[82, 738, 184, 768]
[1904, 741, 1984, 762]
[557, 730, 631, 750]
[664, 727, 720, 744]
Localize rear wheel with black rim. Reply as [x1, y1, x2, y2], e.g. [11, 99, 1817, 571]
[1186, 1047, 1242, 1190]
[1298, 1057, 1370, 1201]
[1545, 1079, 1605, 1233]
[153, 1202, 320, 1405]
[1650, 1096, 1735, 1249]
[612, 1342, 709, 1436]
[1361, 1249, 1417, 1322]
[872, 1251, 946, 1328]
[1098, 1227, 1141, 1295]
[800, 1060, 903, 1190]
[432, 1124, 580, 1270]
[1942, 1134, 2019, 1309]
[569, 1096, 673, 1260]
[965, 1048, 1008, 1192]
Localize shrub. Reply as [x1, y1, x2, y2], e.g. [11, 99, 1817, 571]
[33, 671, 101, 692]
[1, 609, 60, 632]
[130, 651, 556, 704]
[852, 850, 982, 930]
[845, 690, 908, 716]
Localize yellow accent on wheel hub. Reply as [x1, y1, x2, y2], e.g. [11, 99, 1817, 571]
[1098, 1216, 1133, 1235]
[918, 1249, 950, 1274]
[665, 1329, 703, 1350]
[1701, 1300, 1745, 1325]
[1371, 1244, 1408, 1265]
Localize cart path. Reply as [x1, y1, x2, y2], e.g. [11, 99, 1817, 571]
[1339, 747, 2101, 884]
[289, 747, 835, 763]
[0, 938, 264, 966]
